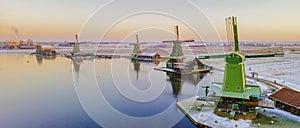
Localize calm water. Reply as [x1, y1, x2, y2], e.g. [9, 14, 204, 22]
[0, 55, 212, 128]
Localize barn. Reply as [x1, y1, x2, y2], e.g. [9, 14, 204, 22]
[269, 87, 300, 116]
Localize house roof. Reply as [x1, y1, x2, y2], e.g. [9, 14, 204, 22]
[137, 52, 159, 57]
[269, 87, 300, 109]
[186, 57, 203, 65]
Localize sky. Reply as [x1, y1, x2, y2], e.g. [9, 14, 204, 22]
[1, 0, 300, 42]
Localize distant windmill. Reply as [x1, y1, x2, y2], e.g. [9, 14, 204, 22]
[130, 34, 146, 58]
[72, 34, 80, 54]
[66, 34, 95, 58]
[163, 25, 194, 61]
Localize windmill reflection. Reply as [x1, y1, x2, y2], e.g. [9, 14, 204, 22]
[131, 59, 160, 80]
[72, 59, 83, 82]
[132, 60, 141, 80]
[167, 72, 206, 97]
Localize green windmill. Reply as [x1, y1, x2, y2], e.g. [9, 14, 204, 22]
[222, 17, 247, 95]
[67, 34, 95, 58]
[163, 25, 194, 62]
[198, 16, 284, 119]
[130, 34, 146, 59]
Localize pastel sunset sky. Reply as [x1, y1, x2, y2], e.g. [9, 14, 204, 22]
[1, 0, 300, 42]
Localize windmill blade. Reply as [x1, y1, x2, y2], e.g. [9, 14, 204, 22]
[69, 42, 84, 44]
[75, 34, 79, 43]
[175, 25, 179, 40]
[136, 34, 139, 44]
[225, 17, 234, 52]
[225, 18, 231, 51]
[182, 39, 195, 42]
[163, 40, 176, 43]
[232, 16, 240, 52]
[129, 43, 146, 45]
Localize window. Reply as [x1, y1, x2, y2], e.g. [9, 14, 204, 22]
[225, 85, 229, 90]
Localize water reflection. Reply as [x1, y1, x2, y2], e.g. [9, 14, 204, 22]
[131, 59, 160, 80]
[72, 59, 83, 81]
[0, 55, 204, 128]
[132, 60, 140, 80]
[167, 73, 182, 97]
[166, 72, 206, 97]
[35, 54, 56, 64]
[0, 55, 100, 128]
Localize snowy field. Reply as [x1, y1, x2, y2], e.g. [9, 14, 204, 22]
[205, 53, 300, 91]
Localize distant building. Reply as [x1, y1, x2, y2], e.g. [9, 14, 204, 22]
[166, 58, 206, 70]
[5, 40, 35, 49]
[269, 87, 300, 116]
[42, 49, 57, 56]
[135, 52, 161, 60]
[35, 44, 57, 56]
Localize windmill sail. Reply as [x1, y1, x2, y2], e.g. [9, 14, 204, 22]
[163, 25, 194, 59]
[226, 16, 239, 52]
[130, 34, 146, 58]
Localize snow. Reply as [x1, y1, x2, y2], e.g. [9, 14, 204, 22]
[207, 53, 300, 91]
[262, 108, 300, 123]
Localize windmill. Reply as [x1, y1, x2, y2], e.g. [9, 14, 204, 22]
[222, 16, 247, 94]
[72, 34, 80, 55]
[66, 34, 95, 58]
[197, 16, 283, 120]
[163, 25, 194, 62]
[130, 34, 146, 59]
